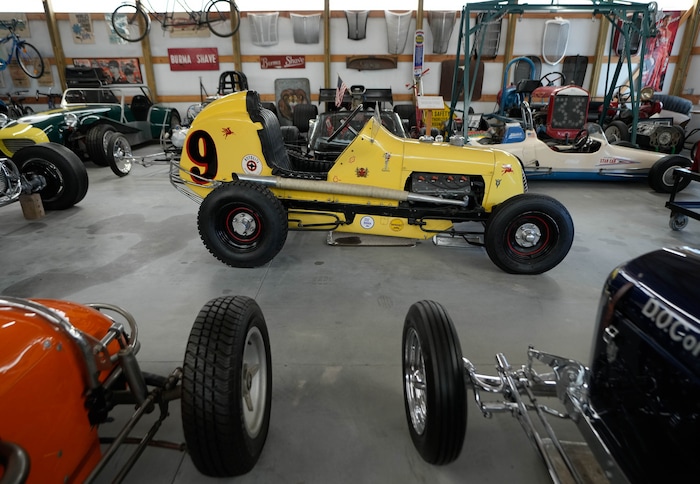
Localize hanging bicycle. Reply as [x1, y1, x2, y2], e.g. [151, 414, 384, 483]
[111, 0, 240, 42]
[0, 19, 45, 79]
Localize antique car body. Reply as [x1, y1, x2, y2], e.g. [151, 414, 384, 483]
[169, 90, 575, 275]
[0, 143, 88, 212]
[0, 295, 271, 483]
[0, 82, 180, 169]
[402, 247, 700, 482]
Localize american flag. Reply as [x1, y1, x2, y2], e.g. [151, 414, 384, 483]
[335, 75, 348, 107]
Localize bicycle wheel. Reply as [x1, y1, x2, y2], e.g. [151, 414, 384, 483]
[206, 0, 240, 37]
[15, 42, 44, 79]
[112, 4, 151, 42]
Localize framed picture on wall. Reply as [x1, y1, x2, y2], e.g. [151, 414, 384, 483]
[69, 13, 96, 44]
[73, 58, 143, 84]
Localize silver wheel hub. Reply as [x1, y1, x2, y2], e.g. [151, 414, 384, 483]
[242, 326, 267, 437]
[112, 138, 132, 172]
[231, 212, 257, 237]
[663, 167, 678, 186]
[515, 223, 541, 247]
[404, 328, 427, 435]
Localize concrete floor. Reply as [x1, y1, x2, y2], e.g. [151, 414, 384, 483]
[2, 145, 700, 483]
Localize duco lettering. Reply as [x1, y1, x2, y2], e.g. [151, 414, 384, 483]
[642, 298, 700, 357]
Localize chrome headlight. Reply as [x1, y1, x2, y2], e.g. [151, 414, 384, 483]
[64, 112, 78, 128]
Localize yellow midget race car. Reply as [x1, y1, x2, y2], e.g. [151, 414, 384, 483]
[169, 91, 574, 274]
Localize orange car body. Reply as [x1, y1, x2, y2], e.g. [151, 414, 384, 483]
[0, 299, 119, 483]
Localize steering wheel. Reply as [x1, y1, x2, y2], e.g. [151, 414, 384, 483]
[327, 105, 362, 143]
[573, 129, 589, 149]
[539, 72, 566, 87]
[615, 84, 631, 104]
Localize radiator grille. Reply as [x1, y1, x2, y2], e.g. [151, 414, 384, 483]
[1, 139, 36, 155]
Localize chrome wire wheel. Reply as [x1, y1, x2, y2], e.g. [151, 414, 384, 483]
[404, 327, 428, 435]
[107, 133, 133, 177]
[242, 326, 268, 438]
[402, 300, 467, 465]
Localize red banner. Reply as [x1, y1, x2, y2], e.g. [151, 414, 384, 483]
[168, 48, 219, 71]
[260, 55, 306, 69]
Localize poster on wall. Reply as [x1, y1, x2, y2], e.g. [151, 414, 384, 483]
[641, 11, 681, 91]
[73, 58, 143, 84]
[0, 13, 29, 37]
[104, 14, 128, 44]
[70, 13, 95, 44]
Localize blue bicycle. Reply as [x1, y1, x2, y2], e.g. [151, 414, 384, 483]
[0, 19, 45, 79]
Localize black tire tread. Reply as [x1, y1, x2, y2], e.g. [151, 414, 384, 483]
[403, 300, 466, 465]
[86, 124, 116, 166]
[648, 155, 692, 193]
[197, 181, 288, 267]
[14, 143, 88, 210]
[485, 193, 574, 274]
[181, 295, 271, 476]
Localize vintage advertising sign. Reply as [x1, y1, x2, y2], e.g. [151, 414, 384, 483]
[168, 48, 219, 71]
[260, 55, 306, 69]
[413, 30, 425, 78]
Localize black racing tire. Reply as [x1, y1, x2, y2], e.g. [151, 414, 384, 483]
[182, 295, 271, 476]
[170, 109, 181, 129]
[402, 300, 466, 465]
[86, 124, 116, 166]
[106, 132, 133, 177]
[14, 143, 88, 210]
[604, 120, 629, 142]
[15, 41, 44, 79]
[112, 3, 151, 42]
[648, 155, 692, 193]
[691, 140, 700, 161]
[485, 194, 574, 274]
[197, 181, 288, 267]
[206, 0, 240, 37]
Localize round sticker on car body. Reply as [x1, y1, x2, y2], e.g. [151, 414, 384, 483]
[360, 216, 375, 229]
[242, 154, 263, 175]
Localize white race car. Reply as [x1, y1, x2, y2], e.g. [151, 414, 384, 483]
[467, 118, 691, 193]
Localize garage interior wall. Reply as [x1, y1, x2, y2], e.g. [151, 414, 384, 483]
[1, 2, 699, 118]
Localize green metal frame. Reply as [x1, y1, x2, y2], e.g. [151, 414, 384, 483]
[449, 0, 659, 143]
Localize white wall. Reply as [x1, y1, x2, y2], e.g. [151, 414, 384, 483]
[1, 9, 694, 118]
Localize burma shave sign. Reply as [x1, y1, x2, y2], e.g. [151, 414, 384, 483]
[168, 48, 219, 71]
[260, 55, 306, 69]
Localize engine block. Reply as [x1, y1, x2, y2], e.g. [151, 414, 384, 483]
[410, 172, 484, 202]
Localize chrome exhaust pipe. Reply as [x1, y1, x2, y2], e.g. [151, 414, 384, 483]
[238, 174, 468, 207]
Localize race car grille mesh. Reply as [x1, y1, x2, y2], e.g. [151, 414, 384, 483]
[1, 139, 36, 155]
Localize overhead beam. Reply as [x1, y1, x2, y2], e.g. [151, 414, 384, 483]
[669, 2, 700, 96]
[42, 0, 66, 89]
